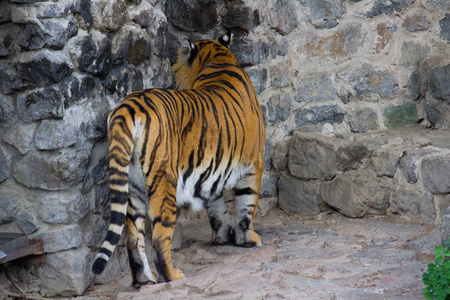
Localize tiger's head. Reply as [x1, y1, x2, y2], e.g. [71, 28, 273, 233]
[172, 32, 235, 90]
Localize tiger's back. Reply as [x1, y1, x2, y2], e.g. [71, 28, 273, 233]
[92, 32, 265, 286]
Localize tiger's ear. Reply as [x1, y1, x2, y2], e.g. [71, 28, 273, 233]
[218, 31, 232, 48]
[181, 38, 196, 54]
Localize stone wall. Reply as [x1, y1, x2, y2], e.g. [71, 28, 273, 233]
[0, 0, 450, 296]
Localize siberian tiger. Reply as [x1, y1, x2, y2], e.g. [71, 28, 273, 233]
[92, 32, 265, 286]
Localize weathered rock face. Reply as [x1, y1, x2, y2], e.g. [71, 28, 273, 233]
[1, 0, 450, 297]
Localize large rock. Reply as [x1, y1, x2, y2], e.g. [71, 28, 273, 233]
[348, 107, 379, 133]
[366, 0, 416, 18]
[278, 176, 320, 215]
[422, 156, 450, 194]
[400, 148, 435, 184]
[36, 247, 91, 296]
[2, 122, 38, 154]
[294, 75, 336, 103]
[417, 56, 450, 102]
[288, 132, 339, 181]
[35, 117, 80, 150]
[60, 74, 95, 108]
[90, 0, 126, 31]
[32, 224, 82, 253]
[320, 169, 389, 218]
[342, 63, 400, 100]
[300, 24, 364, 59]
[0, 95, 14, 120]
[267, 93, 291, 124]
[246, 67, 268, 95]
[231, 38, 270, 67]
[0, 147, 9, 183]
[16, 212, 39, 234]
[16, 50, 73, 86]
[12, 149, 90, 191]
[24, 17, 78, 50]
[268, 0, 299, 35]
[39, 191, 90, 225]
[166, 0, 218, 33]
[0, 195, 19, 224]
[222, 4, 258, 33]
[440, 13, 450, 42]
[399, 41, 430, 68]
[111, 25, 151, 66]
[390, 190, 435, 224]
[294, 105, 345, 127]
[303, 0, 345, 29]
[336, 142, 372, 172]
[370, 147, 402, 177]
[17, 86, 64, 122]
[383, 103, 417, 129]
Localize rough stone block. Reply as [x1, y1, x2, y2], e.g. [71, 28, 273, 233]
[257, 197, 278, 217]
[408, 71, 421, 100]
[342, 63, 400, 100]
[2, 122, 37, 154]
[294, 75, 336, 103]
[366, 0, 416, 18]
[68, 32, 111, 79]
[278, 176, 320, 215]
[301, 24, 364, 59]
[336, 142, 372, 172]
[403, 14, 431, 32]
[17, 50, 73, 86]
[268, 0, 299, 35]
[25, 17, 78, 50]
[267, 93, 291, 124]
[61, 74, 95, 108]
[260, 172, 278, 198]
[0, 147, 9, 183]
[35, 118, 80, 150]
[93, 246, 129, 285]
[422, 156, 450, 194]
[0, 195, 19, 224]
[32, 224, 82, 253]
[12, 149, 90, 191]
[16, 212, 39, 234]
[166, 0, 218, 33]
[383, 103, 417, 129]
[288, 132, 338, 181]
[370, 148, 402, 177]
[246, 67, 267, 95]
[82, 141, 108, 193]
[441, 214, 450, 245]
[422, 0, 450, 10]
[320, 169, 389, 218]
[36, 247, 91, 296]
[39, 191, 89, 225]
[400, 148, 435, 184]
[90, 0, 126, 31]
[271, 138, 290, 173]
[417, 56, 450, 102]
[349, 107, 379, 133]
[390, 190, 435, 224]
[269, 63, 291, 88]
[0, 95, 14, 121]
[400, 41, 431, 68]
[112, 25, 151, 66]
[440, 13, 450, 42]
[231, 38, 270, 66]
[294, 105, 345, 127]
[104, 65, 144, 97]
[303, 0, 346, 23]
[0, 64, 24, 94]
[222, 4, 257, 33]
[17, 86, 64, 122]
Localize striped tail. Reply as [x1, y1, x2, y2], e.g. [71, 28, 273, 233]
[92, 112, 134, 275]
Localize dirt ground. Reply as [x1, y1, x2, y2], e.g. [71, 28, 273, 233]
[81, 208, 437, 300]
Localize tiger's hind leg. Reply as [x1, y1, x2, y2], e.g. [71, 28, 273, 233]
[149, 177, 185, 282]
[126, 164, 157, 287]
[207, 194, 235, 245]
[234, 163, 263, 247]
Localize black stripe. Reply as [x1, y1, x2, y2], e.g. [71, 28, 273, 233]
[99, 247, 112, 257]
[105, 230, 121, 245]
[235, 187, 256, 196]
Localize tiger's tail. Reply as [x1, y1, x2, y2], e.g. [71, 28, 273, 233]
[92, 110, 135, 275]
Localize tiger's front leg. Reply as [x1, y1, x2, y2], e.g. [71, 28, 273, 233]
[148, 179, 185, 282]
[234, 166, 263, 247]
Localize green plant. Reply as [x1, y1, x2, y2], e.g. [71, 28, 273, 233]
[423, 239, 450, 300]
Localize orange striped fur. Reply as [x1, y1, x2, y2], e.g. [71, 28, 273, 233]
[92, 32, 265, 286]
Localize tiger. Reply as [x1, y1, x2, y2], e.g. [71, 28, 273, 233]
[91, 32, 265, 287]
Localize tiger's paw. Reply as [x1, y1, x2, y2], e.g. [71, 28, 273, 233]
[235, 229, 262, 248]
[132, 271, 157, 288]
[171, 268, 185, 281]
[211, 224, 235, 245]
